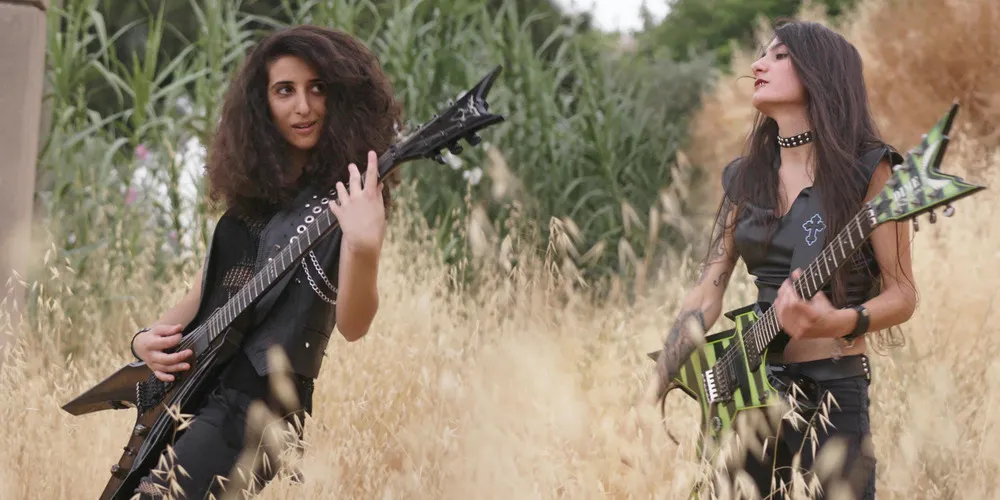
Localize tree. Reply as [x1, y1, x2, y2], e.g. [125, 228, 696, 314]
[0, 0, 48, 362]
[638, 0, 860, 66]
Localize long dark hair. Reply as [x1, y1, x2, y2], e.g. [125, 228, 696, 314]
[206, 25, 403, 217]
[715, 20, 899, 308]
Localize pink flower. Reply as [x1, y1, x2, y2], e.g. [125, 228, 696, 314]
[125, 187, 138, 205]
[135, 144, 150, 161]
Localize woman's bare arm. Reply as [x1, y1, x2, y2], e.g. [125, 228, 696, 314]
[655, 200, 740, 393]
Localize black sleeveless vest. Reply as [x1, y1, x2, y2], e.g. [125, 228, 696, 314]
[722, 145, 903, 307]
[198, 185, 343, 380]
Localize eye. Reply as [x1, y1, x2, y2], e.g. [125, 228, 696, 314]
[310, 82, 326, 95]
[775, 52, 790, 60]
[276, 85, 293, 96]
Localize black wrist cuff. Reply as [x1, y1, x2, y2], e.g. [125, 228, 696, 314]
[844, 305, 870, 342]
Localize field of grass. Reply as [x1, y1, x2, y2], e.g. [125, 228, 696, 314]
[2, 0, 999, 498]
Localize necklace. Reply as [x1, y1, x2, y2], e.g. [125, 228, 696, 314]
[776, 130, 814, 148]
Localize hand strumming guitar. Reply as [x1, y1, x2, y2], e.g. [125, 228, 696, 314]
[133, 324, 194, 382]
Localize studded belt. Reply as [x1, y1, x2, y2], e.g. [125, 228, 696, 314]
[771, 354, 872, 384]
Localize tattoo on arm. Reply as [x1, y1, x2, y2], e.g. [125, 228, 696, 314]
[713, 271, 730, 287]
[657, 308, 708, 393]
[696, 199, 737, 287]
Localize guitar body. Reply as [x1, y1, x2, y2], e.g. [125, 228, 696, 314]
[63, 317, 246, 499]
[672, 305, 775, 436]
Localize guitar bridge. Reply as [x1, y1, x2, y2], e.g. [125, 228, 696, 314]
[704, 369, 720, 403]
[704, 368, 732, 404]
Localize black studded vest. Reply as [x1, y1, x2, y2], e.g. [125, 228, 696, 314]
[196, 185, 343, 383]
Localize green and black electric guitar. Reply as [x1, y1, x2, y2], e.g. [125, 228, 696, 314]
[649, 102, 984, 456]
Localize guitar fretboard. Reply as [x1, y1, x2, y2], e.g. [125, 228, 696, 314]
[180, 208, 338, 351]
[177, 152, 399, 354]
[738, 205, 878, 363]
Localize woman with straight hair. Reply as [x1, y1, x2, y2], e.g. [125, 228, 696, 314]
[654, 20, 916, 499]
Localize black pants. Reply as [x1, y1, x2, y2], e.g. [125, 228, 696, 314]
[134, 353, 311, 499]
[733, 363, 877, 499]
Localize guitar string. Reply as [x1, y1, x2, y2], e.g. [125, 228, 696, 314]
[709, 206, 873, 395]
[718, 211, 865, 381]
[174, 198, 342, 355]
[716, 209, 871, 390]
[173, 159, 391, 356]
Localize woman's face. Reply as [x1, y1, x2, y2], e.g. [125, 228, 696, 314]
[267, 55, 327, 154]
[750, 37, 806, 114]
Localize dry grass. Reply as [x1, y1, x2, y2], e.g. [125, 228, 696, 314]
[1, 139, 998, 499]
[3, 0, 999, 498]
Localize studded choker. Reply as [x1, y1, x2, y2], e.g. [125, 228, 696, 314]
[776, 130, 814, 148]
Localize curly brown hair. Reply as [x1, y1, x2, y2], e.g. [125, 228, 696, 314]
[206, 25, 403, 217]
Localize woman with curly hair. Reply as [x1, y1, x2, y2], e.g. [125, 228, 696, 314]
[127, 24, 402, 499]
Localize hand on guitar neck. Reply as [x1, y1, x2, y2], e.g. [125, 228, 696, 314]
[328, 150, 388, 258]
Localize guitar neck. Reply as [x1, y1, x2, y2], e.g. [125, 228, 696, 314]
[182, 151, 401, 350]
[743, 204, 878, 357]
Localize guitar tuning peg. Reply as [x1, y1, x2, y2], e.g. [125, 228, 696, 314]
[465, 133, 482, 146]
[929, 210, 937, 224]
[943, 204, 955, 217]
[447, 142, 463, 155]
[433, 153, 445, 164]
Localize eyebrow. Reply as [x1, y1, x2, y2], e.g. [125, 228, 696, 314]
[759, 42, 787, 57]
[269, 78, 324, 89]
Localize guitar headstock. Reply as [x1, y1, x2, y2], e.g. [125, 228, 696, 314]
[377, 65, 506, 178]
[870, 101, 986, 225]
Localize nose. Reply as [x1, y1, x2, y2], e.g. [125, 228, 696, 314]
[293, 91, 311, 116]
[751, 57, 766, 77]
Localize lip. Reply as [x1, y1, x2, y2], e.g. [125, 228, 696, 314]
[291, 120, 317, 135]
[754, 78, 768, 89]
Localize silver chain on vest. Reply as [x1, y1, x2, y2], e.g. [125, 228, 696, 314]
[297, 191, 339, 305]
[301, 251, 337, 304]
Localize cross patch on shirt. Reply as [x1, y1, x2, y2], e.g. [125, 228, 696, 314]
[803, 213, 826, 247]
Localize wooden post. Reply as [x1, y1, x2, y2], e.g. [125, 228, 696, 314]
[0, 0, 48, 358]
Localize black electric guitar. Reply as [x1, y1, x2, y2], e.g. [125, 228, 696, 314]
[61, 65, 506, 500]
[648, 101, 985, 459]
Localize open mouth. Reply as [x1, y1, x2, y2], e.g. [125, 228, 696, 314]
[292, 121, 317, 133]
[755, 79, 768, 89]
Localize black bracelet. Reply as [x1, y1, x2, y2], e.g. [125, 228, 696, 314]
[843, 305, 870, 344]
[131, 327, 151, 360]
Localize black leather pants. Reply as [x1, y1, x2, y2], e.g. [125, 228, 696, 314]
[133, 353, 310, 499]
[737, 356, 877, 499]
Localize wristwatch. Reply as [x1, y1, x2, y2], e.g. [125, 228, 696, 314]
[130, 327, 151, 360]
[842, 305, 870, 347]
